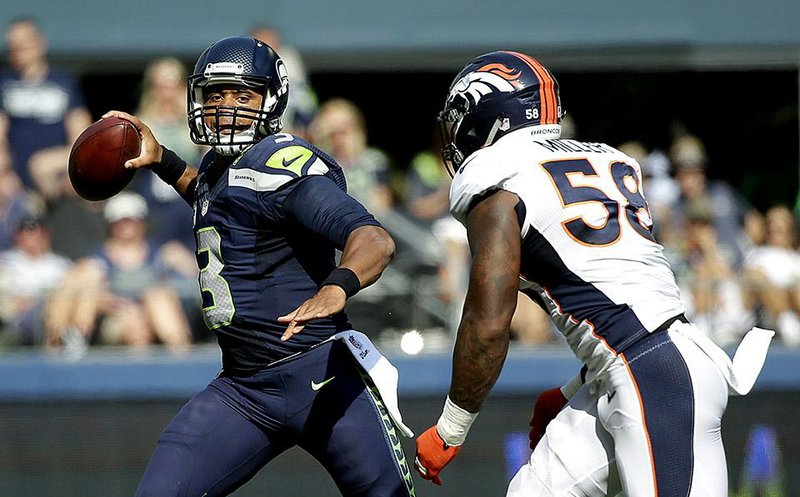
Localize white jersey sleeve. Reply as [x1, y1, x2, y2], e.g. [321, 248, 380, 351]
[450, 129, 685, 372]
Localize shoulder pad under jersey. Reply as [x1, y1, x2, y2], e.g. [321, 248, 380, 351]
[227, 133, 333, 194]
[449, 145, 520, 224]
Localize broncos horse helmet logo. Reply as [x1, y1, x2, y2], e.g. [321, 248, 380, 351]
[447, 63, 524, 108]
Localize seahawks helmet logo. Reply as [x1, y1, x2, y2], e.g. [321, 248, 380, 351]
[448, 63, 524, 107]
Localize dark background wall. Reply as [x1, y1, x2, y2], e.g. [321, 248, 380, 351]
[80, 68, 799, 211]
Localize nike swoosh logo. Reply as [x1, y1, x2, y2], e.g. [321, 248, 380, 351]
[282, 155, 303, 167]
[311, 376, 336, 391]
[607, 390, 617, 401]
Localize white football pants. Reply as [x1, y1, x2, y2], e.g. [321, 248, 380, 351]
[507, 325, 734, 497]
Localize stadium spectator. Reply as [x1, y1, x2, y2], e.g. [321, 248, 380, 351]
[404, 142, 553, 343]
[665, 197, 754, 347]
[404, 138, 468, 312]
[404, 138, 451, 227]
[310, 98, 439, 331]
[250, 24, 318, 138]
[129, 57, 202, 250]
[50, 193, 194, 350]
[310, 98, 393, 214]
[105, 36, 414, 496]
[616, 140, 679, 242]
[742, 205, 800, 347]
[414, 51, 773, 495]
[33, 146, 107, 260]
[0, 161, 29, 251]
[0, 210, 71, 347]
[663, 133, 752, 267]
[0, 18, 91, 195]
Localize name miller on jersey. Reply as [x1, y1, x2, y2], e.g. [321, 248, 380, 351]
[536, 139, 615, 155]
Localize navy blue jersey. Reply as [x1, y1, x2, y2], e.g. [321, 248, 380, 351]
[191, 132, 380, 372]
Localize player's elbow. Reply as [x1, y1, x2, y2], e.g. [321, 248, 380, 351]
[380, 231, 396, 263]
[462, 313, 512, 345]
[361, 225, 395, 263]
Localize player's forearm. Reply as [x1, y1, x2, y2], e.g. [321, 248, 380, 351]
[449, 190, 520, 412]
[434, 313, 510, 447]
[337, 225, 395, 289]
[449, 315, 510, 412]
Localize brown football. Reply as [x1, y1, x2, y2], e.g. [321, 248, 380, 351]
[68, 116, 141, 201]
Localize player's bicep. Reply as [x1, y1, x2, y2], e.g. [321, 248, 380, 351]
[283, 176, 381, 247]
[463, 190, 522, 325]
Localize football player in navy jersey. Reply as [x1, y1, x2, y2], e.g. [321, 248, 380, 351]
[413, 51, 773, 496]
[105, 36, 415, 497]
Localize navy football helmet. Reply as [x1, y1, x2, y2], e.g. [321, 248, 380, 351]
[188, 36, 289, 155]
[438, 51, 564, 175]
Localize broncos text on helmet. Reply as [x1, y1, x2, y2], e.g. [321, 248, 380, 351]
[188, 36, 289, 156]
[438, 51, 564, 175]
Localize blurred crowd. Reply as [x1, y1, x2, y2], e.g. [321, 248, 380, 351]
[1, 18, 800, 355]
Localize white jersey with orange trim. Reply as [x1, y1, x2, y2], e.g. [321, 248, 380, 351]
[449, 127, 685, 372]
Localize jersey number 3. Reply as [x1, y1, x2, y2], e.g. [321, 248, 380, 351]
[541, 158, 655, 246]
[196, 227, 235, 329]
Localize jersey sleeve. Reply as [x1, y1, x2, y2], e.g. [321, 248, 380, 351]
[448, 147, 520, 224]
[281, 175, 382, 248]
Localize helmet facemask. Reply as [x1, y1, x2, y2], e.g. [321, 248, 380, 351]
[438, 92, 515, 176]
[437, 94, 469, 177]
[187, 49, 289, 156]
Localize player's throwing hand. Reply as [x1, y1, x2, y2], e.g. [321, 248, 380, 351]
[101, 110, 164, 170]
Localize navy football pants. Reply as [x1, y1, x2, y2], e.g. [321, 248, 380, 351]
[135, 340, 415, 496]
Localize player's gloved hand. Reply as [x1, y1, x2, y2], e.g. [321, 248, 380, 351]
[529, 387, 568, 449]
[414, 425, 462, 486]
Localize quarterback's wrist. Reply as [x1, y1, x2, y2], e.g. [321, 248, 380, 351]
[436, 396, 478, 447]
[321, 267, 361, 298]
[150, 146, 188, 186]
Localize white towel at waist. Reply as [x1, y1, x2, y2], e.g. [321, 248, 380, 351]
[670, 321, 774, 396]
[333, 330, 414, 438]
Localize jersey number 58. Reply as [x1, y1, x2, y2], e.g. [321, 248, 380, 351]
[541, 158, 655, 246]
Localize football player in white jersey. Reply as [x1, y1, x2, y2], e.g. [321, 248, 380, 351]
[413, 51, 775, 496]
